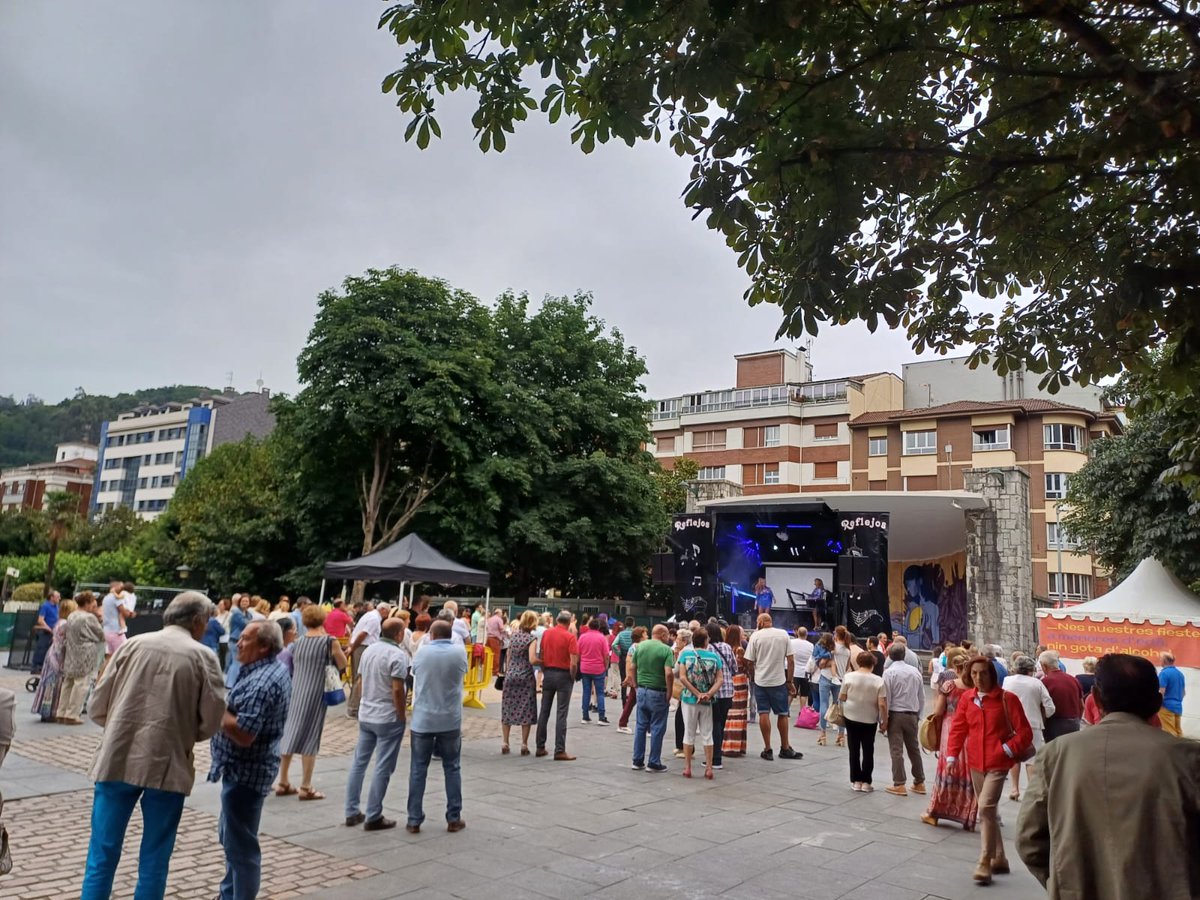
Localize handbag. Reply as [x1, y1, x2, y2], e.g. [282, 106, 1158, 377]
[795, 706, 820, 729]
[825, 701, 846, 728]
[495, 674, 505, 691]
[918, 713, 941, 753]
[323, 662, 346, 707]
[1000, 692, 1036, 763]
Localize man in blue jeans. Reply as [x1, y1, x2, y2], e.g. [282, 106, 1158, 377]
[345, 617, 409, 830]
[207, 620, 290, 900]
[407, 619, 469, 833]
[628, 624, 675, 772]
[82, 592, 226, 900]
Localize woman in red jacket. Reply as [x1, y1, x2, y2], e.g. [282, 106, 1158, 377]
[945, 655, 1033, 886]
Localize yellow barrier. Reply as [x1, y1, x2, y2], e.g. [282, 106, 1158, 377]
[463, 645, 492, 709]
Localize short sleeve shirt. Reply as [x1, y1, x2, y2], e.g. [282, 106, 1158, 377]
[1160, 666, 1186, 714]
[677, 647, 723, 704]
[634, 639, 675, 690]
[358, 640, 410, 725]
[540, 625, 579, 670]
[350, 610, 382, 647]
[208, 657, 291, 795]
[577, 629, 610, 675]
[39, 601, 59, 631]
[744, 627, 792, 688]
[324, 608, 353, 638]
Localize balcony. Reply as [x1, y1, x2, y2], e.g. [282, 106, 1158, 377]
[652, 381, 848, 420]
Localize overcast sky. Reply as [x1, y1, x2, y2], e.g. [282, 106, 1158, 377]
[1, 1, 919, 406]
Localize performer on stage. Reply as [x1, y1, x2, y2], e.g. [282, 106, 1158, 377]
[809, 578, 828, 631]
[754, 578, 774, 617]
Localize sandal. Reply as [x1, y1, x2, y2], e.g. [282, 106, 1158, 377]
[704, 768, 714, 780]
[836, 734, 846, 748]
[275, 783, 298, 797]
[817, 732, 827, 746]
[520, 746, 530, 756]
[682, 769, 692, 778]
[1009, 790, 1020, 801]
[297, 787, 325, 801]
[501, 744, 510, 755]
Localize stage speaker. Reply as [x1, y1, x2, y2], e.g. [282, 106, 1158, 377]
[838, 556, 873, 591]
[651, 553, 675, 584]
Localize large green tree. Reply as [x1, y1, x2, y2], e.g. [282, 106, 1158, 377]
[160, 436, 301, 595]
[1063, 412, 1200, 591]
[379, 1, 1200, 485]
[42, 491, 81, 596]
[417, 292, 666, 601]
[280, 268, 494, 596]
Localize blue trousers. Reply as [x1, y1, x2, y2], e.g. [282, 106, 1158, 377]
[81, 780, 186, 900]
[819, 678, 845, 734]
[345, 719, 406, 822]
[581, 673, 606, 720]
[632, 687, 668, 767]
[407, 730, 462, 827]
[218, 780, 266, 900]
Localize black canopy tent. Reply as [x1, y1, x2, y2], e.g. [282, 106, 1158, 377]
[321, 533, 490, 607]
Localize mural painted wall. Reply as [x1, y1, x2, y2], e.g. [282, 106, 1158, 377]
[888, 552, 968, 650]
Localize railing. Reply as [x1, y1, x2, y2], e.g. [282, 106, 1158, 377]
[653, 382, 849, 419]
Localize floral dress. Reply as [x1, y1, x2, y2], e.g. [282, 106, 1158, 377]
[32, 620, 69, 721]
[925, 679, 978, 829]
[501, 630, 537, 726]
[722, 645, 749, 757]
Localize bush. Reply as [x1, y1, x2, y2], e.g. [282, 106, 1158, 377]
[11, 582, 45, 605]
[0, 551, 167, 592]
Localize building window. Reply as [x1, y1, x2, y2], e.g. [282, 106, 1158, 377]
[1049, 572, 1092, 602]
[692, 430, 727, 452]
[656, 436, 675, 453]
[1045, 473, 1070, 500]
[903, 430, 937, 456]
[103, 458, 122, 470]
[653, 399, 680, 420]
[799, 381, 847, 403]
[1044, 423, 1083, 451]
[813, 461, 839, 479]
[744, 463, 781, 486]
[973, 425, 1011, 451]
[139, 478, 149, 489]
[744, 425, 780, 449]
[868, 437, 888, 457]
[697, 466, 726, 481]
[1046, 522, 1078, 550]
[813, 422, 839, 442]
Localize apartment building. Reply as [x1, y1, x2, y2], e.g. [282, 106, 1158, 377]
[1, 442, 98, 514]
[650, 349, 904, 494]
[848, 398, 1122, 603]
[91, 387, 275, 519]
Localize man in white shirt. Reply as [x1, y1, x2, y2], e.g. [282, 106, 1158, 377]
[790, 627, 814, 708]
[743, 614, 801, 761]
[881, 643, 925, 796]
[347, 603, 390, 718]
[101, 579, 135, 662]
[441, 600, 472, 646]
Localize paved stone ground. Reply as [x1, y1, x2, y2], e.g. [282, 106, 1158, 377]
[0, 671, 1043, 899]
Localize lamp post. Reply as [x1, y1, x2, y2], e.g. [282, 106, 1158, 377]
[176, 564, 191, 585]
[1055, 501, 1064, 608]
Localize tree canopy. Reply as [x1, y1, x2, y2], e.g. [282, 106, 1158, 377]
[379, 1, 1200, 461]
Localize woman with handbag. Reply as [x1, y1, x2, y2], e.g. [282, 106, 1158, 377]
[944, 655, 1033, 886]
[277, 604, 347, 800]
[838, 651, 887, 791]
[812, 633, 836, 745]
[921, 648, 977, 831]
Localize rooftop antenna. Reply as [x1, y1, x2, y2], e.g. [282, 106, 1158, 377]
[256, 371, 264, 392]
[225, 371, 235, 390]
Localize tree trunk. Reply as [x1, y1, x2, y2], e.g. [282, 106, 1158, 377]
[45, 538, 59, 598]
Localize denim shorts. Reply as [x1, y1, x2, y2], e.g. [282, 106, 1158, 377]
[754, 683, 790, 716]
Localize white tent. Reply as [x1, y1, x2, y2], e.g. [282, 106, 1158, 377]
[1037, 557, 1200, 736]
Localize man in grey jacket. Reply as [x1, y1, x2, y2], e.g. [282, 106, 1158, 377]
[82, 592, 226, 900]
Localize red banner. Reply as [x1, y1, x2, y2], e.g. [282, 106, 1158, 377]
[1038, 616, 1200, 668]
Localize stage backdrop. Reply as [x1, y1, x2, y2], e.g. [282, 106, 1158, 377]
[838, 513, 890, 637]
[670, 513, 717, 621]
[887, 552, 968, 650]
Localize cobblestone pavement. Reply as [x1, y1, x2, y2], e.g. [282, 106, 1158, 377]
[0, 676, 1042, 900]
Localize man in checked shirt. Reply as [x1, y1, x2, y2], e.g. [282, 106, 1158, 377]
[208, 620, 291, 900]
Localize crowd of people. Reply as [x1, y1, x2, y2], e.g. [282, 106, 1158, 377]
[13, 584, 1193, 900]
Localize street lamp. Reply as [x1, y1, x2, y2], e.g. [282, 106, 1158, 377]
[176, 564, 191, 584]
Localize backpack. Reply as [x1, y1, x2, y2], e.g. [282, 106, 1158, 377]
[684, 649, 720, 703]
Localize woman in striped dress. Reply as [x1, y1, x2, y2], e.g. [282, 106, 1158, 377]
[721, 625, 748, 757]
[277, 605, 346, 800]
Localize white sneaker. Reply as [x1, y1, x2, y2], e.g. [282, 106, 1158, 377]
[617, 726, 633, 734]
[581, 718, 591, 725]
[596, 718, 611, 727]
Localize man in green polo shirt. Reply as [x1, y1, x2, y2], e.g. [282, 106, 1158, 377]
[628, 624, 675, 772]
[615, 616, 636, 705]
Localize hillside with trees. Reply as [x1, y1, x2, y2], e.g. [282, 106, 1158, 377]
[0, 385, 216, 468]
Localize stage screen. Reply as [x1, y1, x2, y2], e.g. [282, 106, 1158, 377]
[765, 565, 835, 610]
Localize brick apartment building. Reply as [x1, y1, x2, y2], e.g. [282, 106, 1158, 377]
[848, 399, 1122, 603]
[650, 349, 903, 494]
[1, 441, 98, 515]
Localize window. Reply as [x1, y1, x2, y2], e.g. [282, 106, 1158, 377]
[1044, 423, 1083, 451]
[868, 437, 888, 457]
[692, 430, 727, 451]
[744, 463, 781, 486]
[1045, 473, 1069, 500]
[973, 425, 1011, 451]
[903, 430, 937, 455]
[813, 461, 839, 479]
[656, 436, 675, 453]
[744, 425, 780, 449]
[799, 381, 847, 403]
[1046, 522, 1078, 550]
[104, 458, 122, 470]
[733, 386, 792, 407]
[157, 427, 185, 441]
[1048, 572, 1092, 602]
[813, 422, 839, 441]
[139, 477, 149, 489]
[697, 466, 726, 481]
[653, 399, 680, 420]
